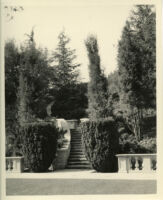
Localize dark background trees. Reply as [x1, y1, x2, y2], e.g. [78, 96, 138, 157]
[50, 31, 87, 119]
[5, 5, 156, 157]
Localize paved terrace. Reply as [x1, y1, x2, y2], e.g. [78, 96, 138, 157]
[6, 169, 157, 195]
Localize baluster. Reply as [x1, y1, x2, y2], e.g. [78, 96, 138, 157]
[138, 157, 143, 170]
[130, 157, 136, 171]
[155, 159, 157, 170]
[12, 159, 17, 172]
[6, 160, 9, 171]
[8, 160, 12, 171]
[151, 158, 156, 170]
[135, 157, 139, 171]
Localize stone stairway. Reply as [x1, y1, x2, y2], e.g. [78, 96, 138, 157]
[66, 128, 92, 169]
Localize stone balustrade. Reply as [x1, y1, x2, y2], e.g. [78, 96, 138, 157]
[80, 118, 89, 123]
[116, 154, 156, 173]
[6, 157, 24, 173]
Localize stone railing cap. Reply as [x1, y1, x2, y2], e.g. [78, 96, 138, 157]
[6, 156, 24, 159]
[116, 154, 156, 157]
[67, 119, 78, 121]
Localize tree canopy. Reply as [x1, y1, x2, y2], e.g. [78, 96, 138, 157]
[117, 5, 156, 140]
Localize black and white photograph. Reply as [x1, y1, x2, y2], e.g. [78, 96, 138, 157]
[0, 0, 162, 199]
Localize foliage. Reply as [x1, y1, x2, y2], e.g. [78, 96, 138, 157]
[107, 71, 120, 116]
[85, 35, 109, 120]
[5, 40, 21, 156]
[21, 121, 58, 172]
[50, 30, 86, 119]
[51, 83, 88, 119]
[117, 5, 156, 141]
[17, 70, 33, 127]
[51, 30, 80, 88]
[119, 133, 139, 153]
[80, 119, 119, 172]
[19, 30, 52, 119]
[5, 39, 20, 105]
[119, 133, 156, 153]
[138, 137, 156, 153]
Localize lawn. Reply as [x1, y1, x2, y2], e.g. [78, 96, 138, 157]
[6, 178, 156, 195]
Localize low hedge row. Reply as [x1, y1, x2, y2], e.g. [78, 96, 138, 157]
[80, 119, 119, 172]
[21, 121, 58, 172]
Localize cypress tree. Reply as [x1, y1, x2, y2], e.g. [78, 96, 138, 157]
[85, 35, 109, 120]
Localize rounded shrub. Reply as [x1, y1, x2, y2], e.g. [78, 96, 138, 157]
[21, 121, 58, 172]
[80, 118, 119, 172]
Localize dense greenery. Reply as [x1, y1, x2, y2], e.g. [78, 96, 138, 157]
[49, 31, 88, 119]
[5, 40, 21, 156]
[85, 35, 109, 120]
[5, 5, 156, 166]
[51, 83, 88, 119]
[117, 5, 156, 141]
[80, 119, 119, 172]
[51, 30, 80, 87]
[5, 30, 88, 158]
[119, 133, 156, 153]
[19, 31, 52, 119]
[21, 122, 58, 172]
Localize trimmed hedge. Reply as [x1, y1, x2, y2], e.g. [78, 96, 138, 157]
[80, 119, 119, 172]
[21, 121, 58, 172]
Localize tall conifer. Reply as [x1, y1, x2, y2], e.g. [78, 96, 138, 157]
[85, 35, 109, 120]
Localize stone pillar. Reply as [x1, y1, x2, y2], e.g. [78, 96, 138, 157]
[142, 156, 151, 172]
[117, 155, 129, 173]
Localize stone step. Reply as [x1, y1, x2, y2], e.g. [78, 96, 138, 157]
[67, 128, 91, 170]
[68, 161, 90, 165]
[71, 138, 81, 141]
[71, 130, 80, 133]
[71, 148, 83, 150]
[71, 144, 83, 147]
[71, 136, 82, 139]
[71, 136, 81, 138]
[69, 154, 86, 158]
[70, 148, 83, 151]
[71, 145, 82, 147]
[68, 155, 87, 159]
[66, 165, 91, 169]
[70, 150, 84, 155]
[68, 158, 88, 162]
[71, 141, 82, 144]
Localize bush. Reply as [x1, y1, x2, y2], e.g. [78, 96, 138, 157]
[138, 137, 156, 153]
[21, 121, 58, 172]
[119, 133, 156, 153]
[80, 118, 119, 172]
[119, 133, 139, 153]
